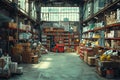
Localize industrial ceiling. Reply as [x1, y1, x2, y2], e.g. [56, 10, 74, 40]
[32, 0, 85, 6]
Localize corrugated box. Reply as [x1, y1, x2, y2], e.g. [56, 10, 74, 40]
[88, 57, 96, 66]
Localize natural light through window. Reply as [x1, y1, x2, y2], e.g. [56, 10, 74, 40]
[41, 7, 79, 21]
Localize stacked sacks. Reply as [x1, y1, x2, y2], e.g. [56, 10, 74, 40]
[100, 50, 119, 61]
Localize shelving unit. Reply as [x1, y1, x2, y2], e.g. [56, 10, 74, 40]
[81, 0, 120, 50]
[78, 0, 120, 77]
[0, 0, 40, 62]
[42, 27, 80, 51]
[82, 0, 120, 23]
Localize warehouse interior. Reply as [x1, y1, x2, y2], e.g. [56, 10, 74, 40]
[0, 0, 120, 80]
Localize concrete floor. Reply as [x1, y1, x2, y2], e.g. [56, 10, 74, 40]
[1, 53, 119, 80]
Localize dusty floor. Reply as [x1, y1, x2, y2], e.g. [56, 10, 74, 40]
[1, 52, 119, 80]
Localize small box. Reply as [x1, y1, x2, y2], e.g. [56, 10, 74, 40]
[0, 59, 5, 68]
[30, 55, 38, 63]
[16, 67, 23, 74]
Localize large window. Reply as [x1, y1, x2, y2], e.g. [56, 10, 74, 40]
[41, 7, 79, 21]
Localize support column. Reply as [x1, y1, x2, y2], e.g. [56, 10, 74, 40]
[28, 0, 32, 17]
[35, 1, 41, 41]
[79, 4, 84, 40]
[11, 0, 18, 23]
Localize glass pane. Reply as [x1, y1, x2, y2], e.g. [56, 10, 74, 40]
[41, 7, 79, 21]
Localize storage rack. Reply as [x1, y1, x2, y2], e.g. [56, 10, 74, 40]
[80, 0, 120, 50]
[42, 27, 80, 51]
[0, 0, 40, 55]
[79, 0, 120, 77]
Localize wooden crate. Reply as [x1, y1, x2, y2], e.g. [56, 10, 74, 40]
[30, 55, 38, 64]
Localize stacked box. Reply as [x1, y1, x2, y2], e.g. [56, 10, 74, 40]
[105, 11, 117, 25]
[84, 48, 94, 63]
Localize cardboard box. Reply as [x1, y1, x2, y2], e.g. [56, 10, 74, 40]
[84, 50, 95, 63]
[30, 55, 38, 64]
[88, 57, 96, 66]
[96, 59, 118, 68]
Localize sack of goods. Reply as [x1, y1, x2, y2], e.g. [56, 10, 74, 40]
[16, 67, 23, 74]
[9, 62, 18, 73]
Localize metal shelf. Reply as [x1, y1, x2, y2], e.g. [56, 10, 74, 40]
[82, 38, 99, 40]
[83, 23, 120, 33]
[82, 0, 120, 23]
[0, 0, 37, 23]
[105, 38, 120, 40]
[97, 46, 116, 50]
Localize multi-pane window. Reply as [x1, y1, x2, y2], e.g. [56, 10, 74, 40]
[41, 7, 79, 21]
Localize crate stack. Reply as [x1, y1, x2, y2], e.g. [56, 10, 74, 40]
[22, 43, 38, 63]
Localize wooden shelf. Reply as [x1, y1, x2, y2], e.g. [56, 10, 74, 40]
[9, 27, 17, 30]
[44, 33, 71, 36]
[42, 44, 50, 46]
[32, 32, 38, 35]
[105, 38, 120, 40]
[82, 0, 120, 23]
[105, 23, 120, 29]
[9, 27, 37, 34]
[9, 39, 18, 41]
[70, 44, 79, 46]
[83, 38, 99, 40]
[83, 27, 104, 33]
[19, 29, 32, 33]
[97, 46, 116, 50]
[64, 44, 69, 46]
